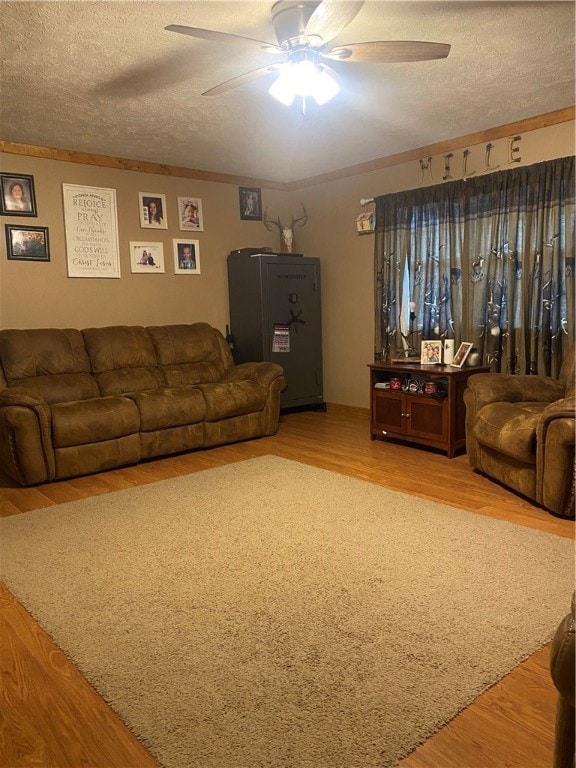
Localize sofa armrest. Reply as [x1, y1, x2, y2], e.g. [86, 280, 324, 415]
[550, 595, 575, 706]
[0, 386, 55, 485]
[222, 362, 286, 390]
[465, 373, 564, 411]
[540, 396, 576, 423]
[0, 386, 49, 410]
[536, 397, 575, 517]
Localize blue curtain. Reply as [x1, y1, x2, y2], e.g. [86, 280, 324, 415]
[374, 156, 575, 376]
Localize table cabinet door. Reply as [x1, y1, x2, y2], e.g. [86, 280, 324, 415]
[406, 396, 448, 442]
[372, 391, 405, 434]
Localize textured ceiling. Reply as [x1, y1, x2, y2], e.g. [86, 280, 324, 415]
[1, 1, 574, 183]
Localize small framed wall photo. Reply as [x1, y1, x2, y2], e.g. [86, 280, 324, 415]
[177, 197, 204, 232]
[239, 186, 262, 221]
[0, 173, 37, 216]
[5, 224, 50, 261]
[173, 239, 200, 274]
[129, 242, 165, 273]
[139, 192, 168, 229]
[451, 341, 474, 368]
[420, 339, 443, 365]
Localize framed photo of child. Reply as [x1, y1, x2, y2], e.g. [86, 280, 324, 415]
[239, 187, 262, 221]
[173, 239, 200, 274]
[178, 197, 203, 231]
[129, 242, 165, 273]
[139, 193, 167, 229]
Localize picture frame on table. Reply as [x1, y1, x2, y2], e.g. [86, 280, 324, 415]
[173, 239, 200, 274]
[0, 173, 37, 216]
[420, 339, 443, 365]
[177, 197, 204, 231]
[5, 224, 50, 261]
[239, 186, 262, 221]
[129, 242, 165, 273]
[139, 192, 168, 229]
[451, 342, 474, 368]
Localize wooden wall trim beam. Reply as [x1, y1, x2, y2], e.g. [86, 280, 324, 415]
[1, 107, 573, 191]
[286, 106, 576, 190]
[0, 140, 289, 192]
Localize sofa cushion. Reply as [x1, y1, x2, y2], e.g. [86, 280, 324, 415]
[82, 326, 163, 395]
[0, 328, 98, 404]
[473, 401, 547, 464]
[51, 396, 140, 449]
[147, 323, 231, 386]
[195, 381, 267, 421]
[127, 387, 206, 432]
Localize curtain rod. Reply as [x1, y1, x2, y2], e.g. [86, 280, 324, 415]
[360, 198, 375, 206]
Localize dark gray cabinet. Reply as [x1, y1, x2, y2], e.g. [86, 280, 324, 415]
[227, 253, 324, 410]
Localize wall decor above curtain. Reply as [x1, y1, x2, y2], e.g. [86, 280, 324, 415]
[374, 156, 575, 377]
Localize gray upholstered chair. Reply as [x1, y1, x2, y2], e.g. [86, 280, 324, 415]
[463, 346, 575, 517]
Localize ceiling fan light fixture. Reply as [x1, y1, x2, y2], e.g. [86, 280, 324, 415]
[311, 67, 340, 105]
[268, 68, 297, 105]
[269, 58, 339, 106]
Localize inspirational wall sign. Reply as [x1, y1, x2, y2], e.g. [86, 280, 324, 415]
[62, 184, 121, 278]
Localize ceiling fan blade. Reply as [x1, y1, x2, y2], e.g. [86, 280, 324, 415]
[323, 40, 451, 62]
[165, 24, 283, 54]
[202, 64, 282, 96]
[304, 0, 365, 44]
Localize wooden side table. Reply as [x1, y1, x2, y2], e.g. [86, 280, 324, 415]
[368, 361, 490, 458]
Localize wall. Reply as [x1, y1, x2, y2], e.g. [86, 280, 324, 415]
[1, 118, 574, 409]
[0, 154, 291, 330]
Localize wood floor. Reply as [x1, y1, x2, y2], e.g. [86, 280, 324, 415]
[1, 407, 573, 768]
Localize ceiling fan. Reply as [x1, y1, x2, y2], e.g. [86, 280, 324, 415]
[165, 0, 450, 107]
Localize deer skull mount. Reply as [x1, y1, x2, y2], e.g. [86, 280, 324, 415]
[263, 205, 308, 253]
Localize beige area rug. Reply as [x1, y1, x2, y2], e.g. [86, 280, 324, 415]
[1, 456, 574, 768]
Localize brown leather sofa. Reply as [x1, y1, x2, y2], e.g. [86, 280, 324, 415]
[550, 594, 575, 768]
[464, 345, 575, 517]
[0, 323, 286, 486]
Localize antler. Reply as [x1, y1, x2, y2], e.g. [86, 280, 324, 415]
[263, 208, 282, 232]
[290, 204, 308, 229]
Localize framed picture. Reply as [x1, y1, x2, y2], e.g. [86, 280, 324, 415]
[129, 242, 165, 273]
[139, 192, 167, 229]
[5, 224, 50, 261]
[420, 339, 443, 365]
[451, 342, 474, 368]
[239, 186, 262, 221]
[0, 173, 37, 216]
[63, 184, 120, 279]
[177, 197, 203, 231]
[173, 239, 200, 274]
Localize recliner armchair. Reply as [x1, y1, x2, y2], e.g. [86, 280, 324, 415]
[464, 346, 575, 518]
[550, 594, 575, 768]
